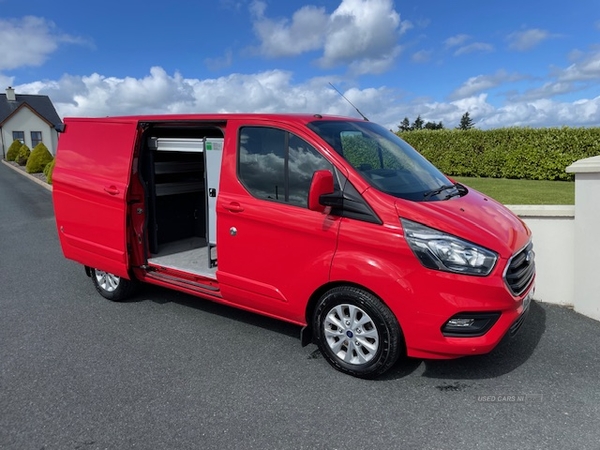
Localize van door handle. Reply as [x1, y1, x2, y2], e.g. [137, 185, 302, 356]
[225, 202, 244, 213]
[104, 185, 120, 195]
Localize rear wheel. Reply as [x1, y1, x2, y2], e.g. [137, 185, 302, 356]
[91, 268, 138, 301]
[313, 286, 403, 379]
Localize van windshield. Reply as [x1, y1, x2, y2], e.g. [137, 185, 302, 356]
[307, 120, 461, 202]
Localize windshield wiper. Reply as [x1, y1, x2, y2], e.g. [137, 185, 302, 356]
[443, 183, 467, 200]
[423, 184, 457, 200]
[444, 190, 462, 200]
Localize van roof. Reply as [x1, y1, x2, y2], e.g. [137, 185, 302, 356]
[62, 113, 364, 124]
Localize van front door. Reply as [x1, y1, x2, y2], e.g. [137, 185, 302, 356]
[216, 122, 342, 323]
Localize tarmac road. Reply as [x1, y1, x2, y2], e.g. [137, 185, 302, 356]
[1, 161, 599, 450]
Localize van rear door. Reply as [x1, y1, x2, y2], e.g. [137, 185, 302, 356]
[53, 118, 140, 278]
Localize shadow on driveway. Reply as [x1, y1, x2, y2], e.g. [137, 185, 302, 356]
[381, 301, 546, 381]
[123, 283, 547, 381]
[126, 283, 302, 340]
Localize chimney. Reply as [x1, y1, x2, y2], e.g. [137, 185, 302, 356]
[6, 86, 16, 101]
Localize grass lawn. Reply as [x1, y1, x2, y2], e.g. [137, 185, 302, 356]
[452, 177, 575, 205]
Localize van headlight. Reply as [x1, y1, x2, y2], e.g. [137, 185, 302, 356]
[401, 218, 497, 276]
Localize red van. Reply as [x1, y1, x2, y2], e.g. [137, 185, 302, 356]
[52, 113, 535, 378]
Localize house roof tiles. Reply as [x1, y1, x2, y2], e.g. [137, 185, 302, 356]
[0, 93, 64, 131]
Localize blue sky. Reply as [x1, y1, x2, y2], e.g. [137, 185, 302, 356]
[1, 0, 599, 129]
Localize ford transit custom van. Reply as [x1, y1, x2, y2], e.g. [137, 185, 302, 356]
[53, 113, 535, 378]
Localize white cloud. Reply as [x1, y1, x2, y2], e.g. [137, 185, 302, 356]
[507, 28, 552, 51]
[0, 73, 14, 89]
[13, 65, 600, 132]
[411, 50, 432, 63]
[205, 49, 234, 71]
[249, 0, 266, 17]
[384, 94, 496, 130]
[512, 81, 579, 101]
[0, 16, 88, 71]
[319, 0, 402, 68]
[450, 70, 525, 99]
[454, 42, 494, 56]
[444, 34, 470, 48]
[443, 46, 600, 122]
[442, 34, 494, 56]
[251, 2, 328, 57]
[14, 67, 369, 118]
[219, 0, 245, 12]
[443, 34, 494, 57]
[568, 49, 585, 62]
[414, 93, 600, 129]
[558, 49, 600, 81]
[479, 97, 600, 128]
[347, 46, 402, 75]
[399, 20, 414, 35]
[451, 76, 497, 99]
[249, 0, 405, 75]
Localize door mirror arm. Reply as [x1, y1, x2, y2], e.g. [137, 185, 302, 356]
[319, 191, 344, 209]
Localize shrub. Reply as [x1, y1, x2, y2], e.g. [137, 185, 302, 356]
[6, 140, 22, 161]
[15, 144, 31, 166]
[398, 127, 600, 181]
[44, 158, 56, 184]
[26, 143, 54, 174]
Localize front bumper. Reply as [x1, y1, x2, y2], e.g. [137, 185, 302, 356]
[402, 282, 535, 360]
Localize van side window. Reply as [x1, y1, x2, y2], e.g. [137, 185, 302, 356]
[239, 127, 333, 207]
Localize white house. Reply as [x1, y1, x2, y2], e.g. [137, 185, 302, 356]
[0, 86, 64, 158]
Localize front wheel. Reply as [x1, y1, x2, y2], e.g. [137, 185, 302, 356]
[313, 286, 403, 379]
[91, 268, 138, 301]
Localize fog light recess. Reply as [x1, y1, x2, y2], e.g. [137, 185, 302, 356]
[442, 312, 501, 337]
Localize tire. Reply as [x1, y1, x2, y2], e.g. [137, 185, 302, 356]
[313, 286, 403, 379]
[91, 268, 138, 302]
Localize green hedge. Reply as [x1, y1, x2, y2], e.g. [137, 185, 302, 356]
[397, 127, 600, 181]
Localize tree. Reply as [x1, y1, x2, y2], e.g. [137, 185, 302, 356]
[412, 115, 424, 130]
[457, 112, 475, 130]
[398, 117, 411, 132]
[424, 121, 444, 130]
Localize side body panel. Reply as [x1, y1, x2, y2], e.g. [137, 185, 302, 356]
[52, 118, 139, 278]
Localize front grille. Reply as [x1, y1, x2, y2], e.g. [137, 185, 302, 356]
[505, 242, 535, 296]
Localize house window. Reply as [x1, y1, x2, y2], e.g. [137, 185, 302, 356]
[31, 131, 43, 148]
[12, 131, 24, 144]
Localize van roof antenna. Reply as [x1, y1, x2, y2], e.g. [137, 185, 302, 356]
[328, 82, 369, 121]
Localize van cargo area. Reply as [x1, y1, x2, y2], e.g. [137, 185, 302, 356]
[139, 124, 224, 278]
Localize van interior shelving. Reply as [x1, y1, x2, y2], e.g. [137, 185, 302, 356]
[139, 124, 224, 278]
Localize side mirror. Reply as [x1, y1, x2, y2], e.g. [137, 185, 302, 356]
[308, 170, 335, 212]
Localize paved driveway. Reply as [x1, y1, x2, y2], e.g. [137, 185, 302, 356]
[1, 162, 599, 450]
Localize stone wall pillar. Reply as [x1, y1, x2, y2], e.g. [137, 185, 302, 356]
[566, 156, 600, 321]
